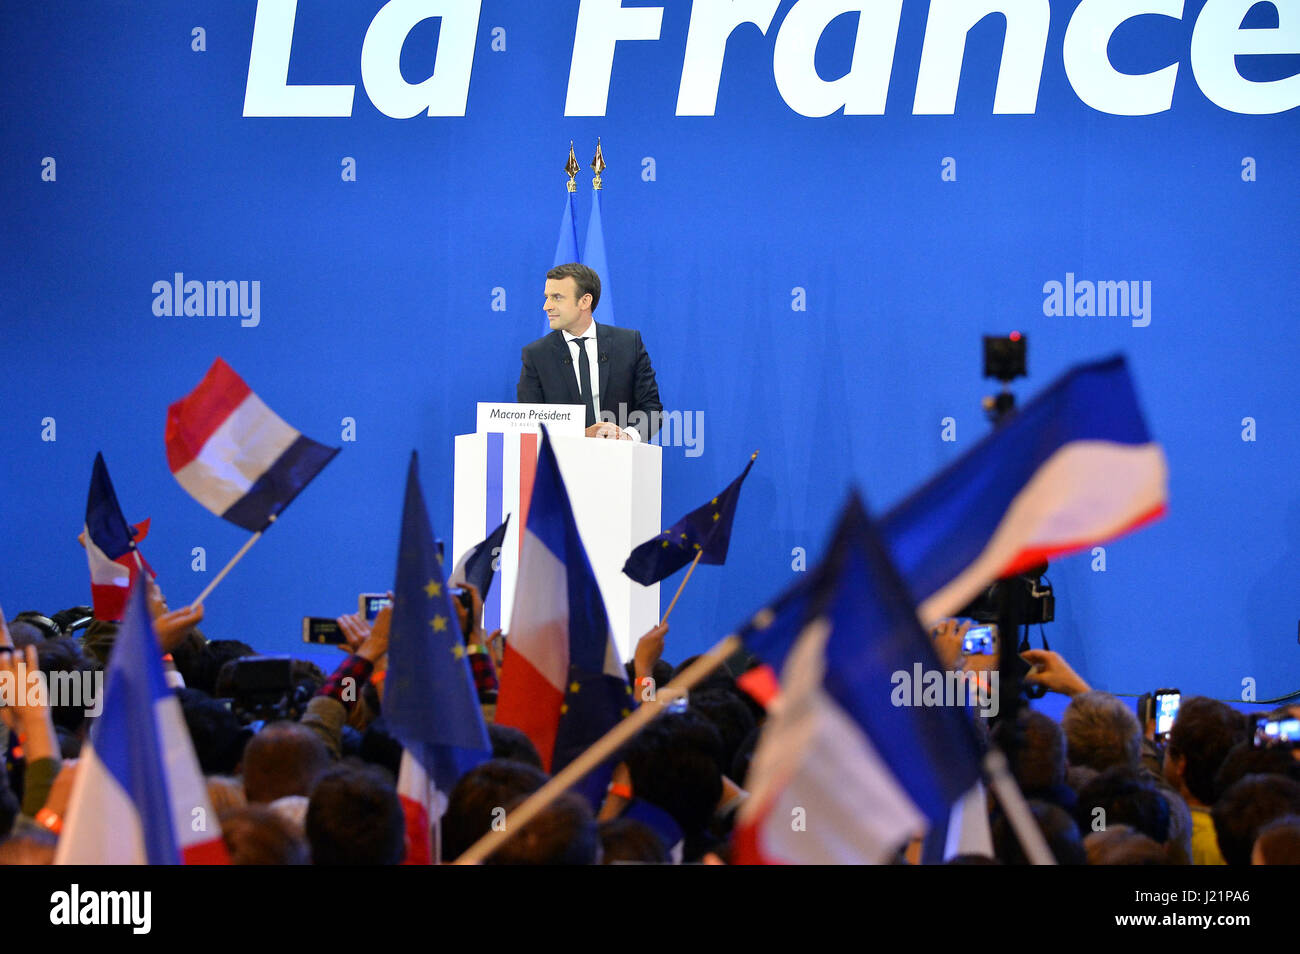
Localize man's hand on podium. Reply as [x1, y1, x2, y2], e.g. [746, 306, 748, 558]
[585, 422, 631, 440]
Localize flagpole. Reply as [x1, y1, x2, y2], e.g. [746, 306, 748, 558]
[189, 515, 274, 608]
[660, 549, 703, 625]
[982, 749, 1056, 865]
[453, 633, 741, 865]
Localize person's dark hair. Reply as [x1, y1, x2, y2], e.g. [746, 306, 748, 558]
[1061, 691, 1141, 773]
[620, 711, 723, 860]
[688, 689, 757, 779]
[486, 792, 599, 865]
[196, 640, 258, 697]
[1212, 774, 1300, 866]
[220, 805, 309, 865]
[599, 818, 670, 865]
[488, 723, 544, 769]
[7, 621, 48, 650]
[441, 759, 548, 862]
[1212, 740, 1300, 800]
[547, 263, 601, 312]
[290, 659, 326, 698]
[306, 765, 405, 865]
[1167, 697, 1248, 805]
[1252, 815, 1300, 864]
[241, 721, 332, 804]
[79, 619, 119, 665]
[992, 800, 1086, 865]
[1085, 825, 1172, 865]
[1074, 766, 1171, 844]
[995, 709, 1066, 793]
[177, 688, 252, 775]
[35, 637, 98, 734]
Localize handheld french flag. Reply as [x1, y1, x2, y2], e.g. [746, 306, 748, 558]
[165, 358, 339, 532]
[880, 355, 1167, 624]
[84, 453, 154, 621]
[448, 515, 510, 604]
[55, 579, 227, 864]
[386, 452, 491, 864]
[733, 493, 983, 865]
[496, 425, 631, 779]
[623, 452, 757, 585]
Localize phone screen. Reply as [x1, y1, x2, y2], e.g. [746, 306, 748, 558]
[1155, 691, 1180, 738]
[362, 595, 392, 621]
[962, 625, 997, 655]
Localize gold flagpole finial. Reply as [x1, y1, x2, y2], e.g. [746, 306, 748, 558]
[591, 138, 606, 191]
[565, 141, 580, 193]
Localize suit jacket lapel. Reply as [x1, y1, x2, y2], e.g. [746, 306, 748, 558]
[550, 330, 584, 405]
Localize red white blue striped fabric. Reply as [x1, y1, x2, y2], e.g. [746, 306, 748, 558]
[55, 581, 227, 864]
[880, 355, 1167, 624]
[165, 357, 339, 532]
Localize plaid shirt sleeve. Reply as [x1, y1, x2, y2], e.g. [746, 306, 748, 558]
[318, 653, 375, 710]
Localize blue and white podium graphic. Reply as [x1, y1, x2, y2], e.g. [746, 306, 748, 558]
[2, 1, 1298, 698]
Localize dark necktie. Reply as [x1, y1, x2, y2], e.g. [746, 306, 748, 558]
[572, 337, 596, 427]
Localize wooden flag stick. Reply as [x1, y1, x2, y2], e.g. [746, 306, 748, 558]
[660, 549, 704, 625]
[453, 633, 741, 865]
[190, 516, 275, 608]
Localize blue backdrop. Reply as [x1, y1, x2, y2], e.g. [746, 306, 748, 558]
[3, 0, 1298, 704]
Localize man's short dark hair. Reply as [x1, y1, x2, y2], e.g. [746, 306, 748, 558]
[220, 805, 309, 865]
[1212, 740, 1300, 801]
[995, 709, 1066, 794]
[992, 800, 1085, 865]
[1075, 767, 1171, 844]
[620, 711, 723, 860]
[177, 688, 252, 775]
[488, 723, 544, 769]
[1253, 815, 1300, 864]
[599, 818, 670, 865]
[306, 765, 405, 865]
[441, 759, 548, 862]
[486, 792, 599, 865]
[547, 263, 601, 313]
[1211, 774, 1300, 866]
[1167, 697, 1248, 805]
[242, 721, 332, 804]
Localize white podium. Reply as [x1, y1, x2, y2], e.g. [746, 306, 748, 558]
[452, 403, 661, 662]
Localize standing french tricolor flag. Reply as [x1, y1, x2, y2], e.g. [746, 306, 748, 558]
[84, 453, 154, 622]
[733, 494, 984, 865]
[496, 425, 630, 780]
[880, 355, 1167, 625]
[386, 453, 491, 864]
[55, 580, 227, 864]
[582, 140, 614, 325]
[165, 357, 339, 532]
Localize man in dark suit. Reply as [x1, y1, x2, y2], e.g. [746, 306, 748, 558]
[517, 263, 663, 442]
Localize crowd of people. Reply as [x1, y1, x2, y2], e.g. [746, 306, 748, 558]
[1, 579, 1298, 865]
